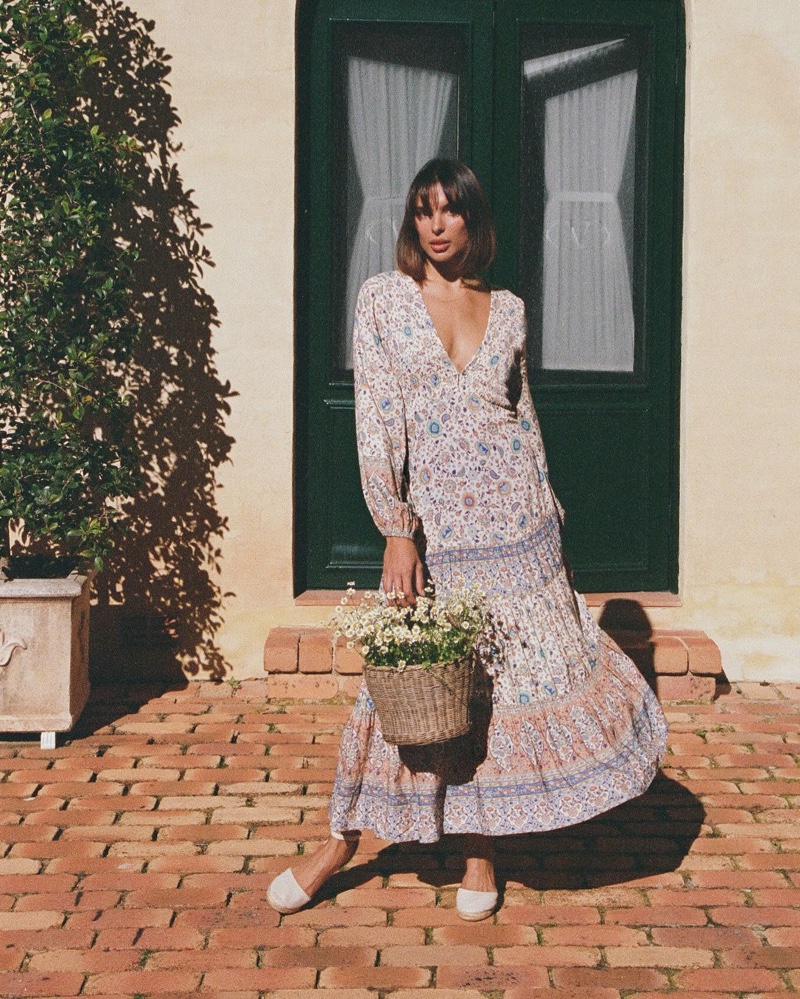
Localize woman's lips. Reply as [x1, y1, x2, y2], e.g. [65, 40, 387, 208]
[429, 241, 449, 251]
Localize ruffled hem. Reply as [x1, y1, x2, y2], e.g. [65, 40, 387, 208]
[329, 629, 668, 843]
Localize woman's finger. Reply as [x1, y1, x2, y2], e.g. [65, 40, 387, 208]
[382, 576, 397, 605]
[405, 569, 419, 606]
[388, 578, 407, 606]
[414, 561, 425, 599]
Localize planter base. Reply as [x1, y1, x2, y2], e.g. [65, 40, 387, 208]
[0, 574, 91, 741]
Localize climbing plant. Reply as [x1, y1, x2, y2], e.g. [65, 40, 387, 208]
[0, 0, 141, 573]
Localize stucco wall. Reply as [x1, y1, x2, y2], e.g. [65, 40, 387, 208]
[128, 0, 300, 673]
[130, 0, 799, 681]
[665, 0, 800, 680]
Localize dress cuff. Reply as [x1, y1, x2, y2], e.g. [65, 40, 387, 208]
[382, 508, 419, 539]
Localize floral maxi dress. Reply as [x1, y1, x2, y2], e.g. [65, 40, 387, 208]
[329, 271, 669, 843]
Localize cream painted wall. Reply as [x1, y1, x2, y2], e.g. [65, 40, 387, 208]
[662, 0, 800, 680]
[129, 0, 300, 674]
[131, 1, 799, 681]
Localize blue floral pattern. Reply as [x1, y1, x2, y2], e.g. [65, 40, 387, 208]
[330, 271, 668, 842]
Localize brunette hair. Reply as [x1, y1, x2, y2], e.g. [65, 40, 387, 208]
[396, 158, 496, 282]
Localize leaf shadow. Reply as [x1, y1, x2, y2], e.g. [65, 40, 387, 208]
[82, 0, 236, 681]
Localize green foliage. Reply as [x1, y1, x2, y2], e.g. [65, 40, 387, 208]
[0, 0, 142, 570]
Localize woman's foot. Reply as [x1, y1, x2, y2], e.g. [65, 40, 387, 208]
[461, 833, 497, 892]
[267, 832, 359, 914]
[457, 834, 498, 921]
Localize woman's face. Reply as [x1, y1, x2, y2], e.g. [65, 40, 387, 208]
[413, 183, 470, 267]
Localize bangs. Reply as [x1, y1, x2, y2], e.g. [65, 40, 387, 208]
[414, 177, 467, 217]
[396, 158, 496, 282]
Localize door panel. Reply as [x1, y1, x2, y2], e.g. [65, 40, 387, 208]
[325, 397, 385, 569]
[296, 0, 494, 591]
[492, 0, 681, 591]
[538, 404, 651, 582]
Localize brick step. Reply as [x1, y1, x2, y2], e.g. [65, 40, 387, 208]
[263, 626, 723, 703]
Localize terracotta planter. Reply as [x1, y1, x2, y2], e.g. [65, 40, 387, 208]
[0, 573, 91, 748]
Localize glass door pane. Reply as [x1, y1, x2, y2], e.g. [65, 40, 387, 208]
[334, 26, 463, 369]
[519, 31, 646, 374]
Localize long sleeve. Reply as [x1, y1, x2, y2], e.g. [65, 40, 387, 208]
[352, 280, 419, 539]
[515, 307, 566, 527]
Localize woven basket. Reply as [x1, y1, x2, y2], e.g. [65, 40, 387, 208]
[363, 652, 477, 746]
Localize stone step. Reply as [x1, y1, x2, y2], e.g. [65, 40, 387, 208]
[263, 626, 724, 703]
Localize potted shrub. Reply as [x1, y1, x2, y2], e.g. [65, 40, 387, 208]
[0, 0, 141, 746]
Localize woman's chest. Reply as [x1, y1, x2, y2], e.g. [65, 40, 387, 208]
[376, 293, 523, 411]
[420, 290, 492, 375]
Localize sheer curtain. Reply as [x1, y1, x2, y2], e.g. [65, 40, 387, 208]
[342, 57, 457, 367]
[525, 46, 637, 372]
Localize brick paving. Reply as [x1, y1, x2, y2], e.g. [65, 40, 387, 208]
[0, 678, 798, 997]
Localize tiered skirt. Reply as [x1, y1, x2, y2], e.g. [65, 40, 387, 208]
[329, 515, 669, 843]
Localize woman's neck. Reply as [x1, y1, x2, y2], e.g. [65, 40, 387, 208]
[422, 255, 473, 291]
[422, 261, 485, 297]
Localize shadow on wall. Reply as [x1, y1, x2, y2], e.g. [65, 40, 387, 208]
[599, 598, 655, 689]
[84, 0, 236, 682]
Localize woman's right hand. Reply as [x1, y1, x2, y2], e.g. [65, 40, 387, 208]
[382, 536, 425, 606]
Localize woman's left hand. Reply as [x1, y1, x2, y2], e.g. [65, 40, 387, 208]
[382, 536, 425, 607]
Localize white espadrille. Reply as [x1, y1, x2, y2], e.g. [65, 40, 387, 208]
[267, 830, 360, 915]
[266, 867, 311, 915]
[456, 887, 498, 922]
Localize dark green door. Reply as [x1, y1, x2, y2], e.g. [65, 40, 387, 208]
[295, 0, 683, 594]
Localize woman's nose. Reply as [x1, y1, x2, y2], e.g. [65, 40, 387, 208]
[431, 212, 445, 233]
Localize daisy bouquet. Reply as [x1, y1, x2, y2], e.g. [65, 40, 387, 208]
[333, 584, 487, 670]
[333, 584, 489, 745]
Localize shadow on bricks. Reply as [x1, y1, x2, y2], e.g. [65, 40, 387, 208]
[311, 771, 702, 904]
[67, 682, 188, 741]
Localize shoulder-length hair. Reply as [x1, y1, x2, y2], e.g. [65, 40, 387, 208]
[396, 159, 496, 283]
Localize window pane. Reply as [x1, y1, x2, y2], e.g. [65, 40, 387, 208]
[520, 33, 644, 373]
[334, 26, 463, 369]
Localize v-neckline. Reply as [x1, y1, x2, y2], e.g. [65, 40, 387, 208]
[408, 274, 495, 376]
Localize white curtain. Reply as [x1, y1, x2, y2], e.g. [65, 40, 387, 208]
[536, 61, 637, 371]
[343, 57, 457, 367]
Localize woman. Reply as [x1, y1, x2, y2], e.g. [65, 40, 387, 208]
[269, 159, 668, 921]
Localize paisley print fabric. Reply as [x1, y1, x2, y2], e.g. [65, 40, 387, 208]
[329, 271, 668, 843]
